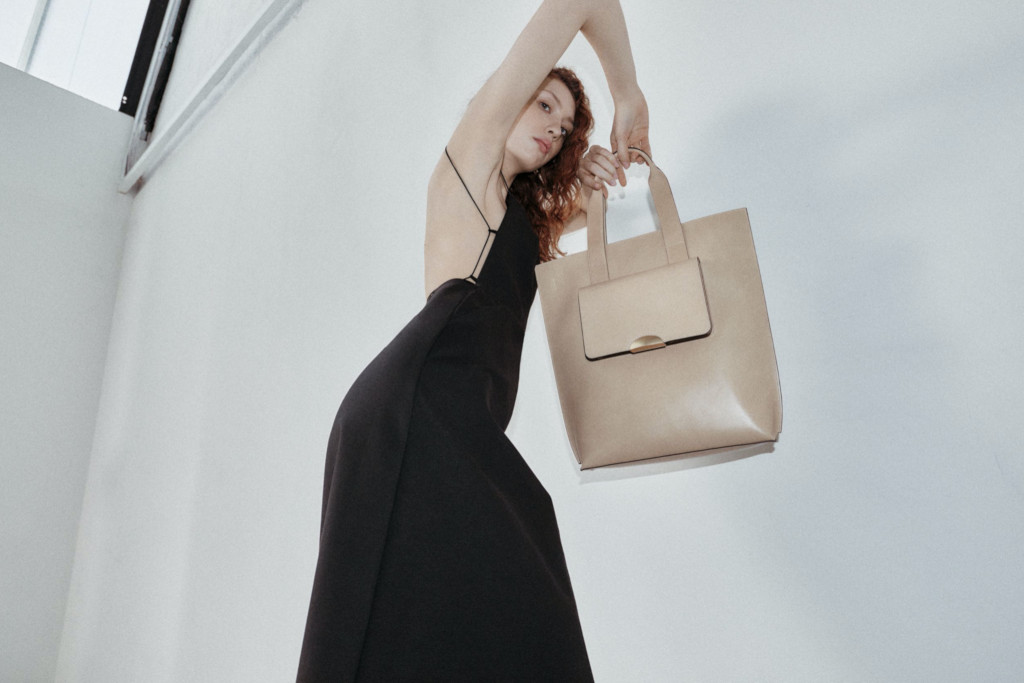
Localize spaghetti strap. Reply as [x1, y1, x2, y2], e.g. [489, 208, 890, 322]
[445, 147, 500, 282]
[445, 148, 497, 233]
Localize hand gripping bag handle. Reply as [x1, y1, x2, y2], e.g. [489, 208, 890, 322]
[585, 147, 691, 284]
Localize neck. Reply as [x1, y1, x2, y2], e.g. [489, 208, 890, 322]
[500, 155, 522, 188]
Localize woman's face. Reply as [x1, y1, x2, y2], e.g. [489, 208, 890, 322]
[507, 77, 576, 174]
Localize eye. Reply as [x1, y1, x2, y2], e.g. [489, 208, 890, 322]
[540, 101, 551, 112]
[561, 127, 569, 137]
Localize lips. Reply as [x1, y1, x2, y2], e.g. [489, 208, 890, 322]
[534, 137, 551, 155]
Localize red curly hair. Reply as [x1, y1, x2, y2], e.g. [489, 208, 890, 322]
[508, 67, 594, 262]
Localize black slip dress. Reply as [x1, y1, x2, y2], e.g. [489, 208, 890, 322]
[297, 152, 594, 682]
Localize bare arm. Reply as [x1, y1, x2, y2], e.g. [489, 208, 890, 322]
[446, 0, 647, 183]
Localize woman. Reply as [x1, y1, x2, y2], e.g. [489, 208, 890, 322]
[298, 1, 650, 679]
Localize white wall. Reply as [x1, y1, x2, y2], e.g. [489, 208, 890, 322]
[0, 0, 37, 66]
[57, 0, 1024, 681]
[0, 64, 133, 682]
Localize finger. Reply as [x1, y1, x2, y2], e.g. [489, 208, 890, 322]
[590, 174, 605, 192]
[581, 152, 617, 185]
[590, 155, 619, 185]
[581, 168, 606, 192]
[596, 152, 628, 188]
[586, 172, 612, 190]
[586, 146, 617, 166]
[616, 161, 628, 187]
[597, 146, 619, 163]
[632, 138, 652, 165]
[611, 137, 631, 169]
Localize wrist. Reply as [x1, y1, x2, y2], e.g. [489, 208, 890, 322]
[610, 83, 642, 105]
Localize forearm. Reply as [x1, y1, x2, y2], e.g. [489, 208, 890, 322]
[521, 0, 639, 100]
[579, 0, 641, 102]
[448, 0, 645, 173]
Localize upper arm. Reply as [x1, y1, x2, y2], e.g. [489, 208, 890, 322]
[445, 0, 587, 170]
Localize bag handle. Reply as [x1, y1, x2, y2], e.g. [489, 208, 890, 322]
[586, 147, 689, 284]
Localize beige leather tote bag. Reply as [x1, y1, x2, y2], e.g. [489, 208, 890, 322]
[535, 149, 782, 468]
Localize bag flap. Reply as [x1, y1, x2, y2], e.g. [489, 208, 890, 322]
[578, 258, 711, 360]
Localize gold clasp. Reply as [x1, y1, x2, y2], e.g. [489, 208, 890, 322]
[629, 335, 666, 353]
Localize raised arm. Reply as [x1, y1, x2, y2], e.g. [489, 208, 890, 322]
[447, 0, 649, 180]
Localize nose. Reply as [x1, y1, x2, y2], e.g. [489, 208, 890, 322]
[547, 124, 560, 140]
